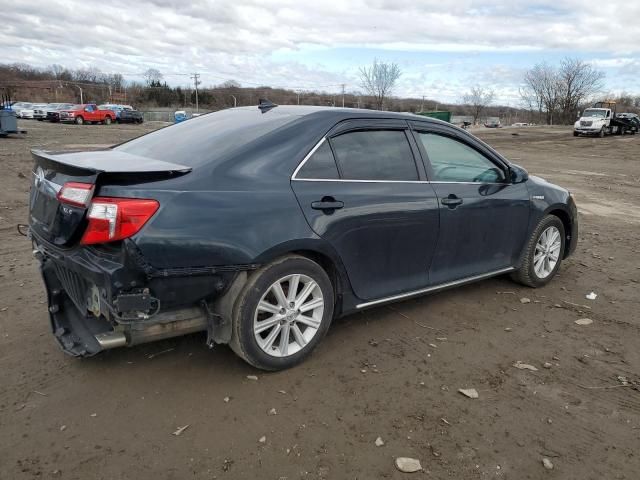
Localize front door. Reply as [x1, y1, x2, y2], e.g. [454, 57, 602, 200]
[412, 129, 530, 285]
[291, 123, 440, 301]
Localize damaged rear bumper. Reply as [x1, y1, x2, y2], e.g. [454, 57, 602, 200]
[34, 235, 253, 357]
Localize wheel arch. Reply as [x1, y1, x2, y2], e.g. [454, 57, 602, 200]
[253, 239, 353, 315]
[545, 206, 573, 259]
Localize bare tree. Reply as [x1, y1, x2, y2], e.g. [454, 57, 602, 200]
[220, 79, 241, 88]
[143, 68, 163, 86]
[73, 66, 104, 83]
[359, 60, 401, 110]
[557, 58, 605, 123]
[521, 62, 561, 124]
[462, 86, 495, 124]
[521, 58, 605, 125]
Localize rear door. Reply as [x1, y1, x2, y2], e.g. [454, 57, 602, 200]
[291, 119, 440, 301]
[411, 124, 530, 284]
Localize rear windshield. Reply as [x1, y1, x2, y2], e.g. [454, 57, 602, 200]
[115, 108, 301, 167]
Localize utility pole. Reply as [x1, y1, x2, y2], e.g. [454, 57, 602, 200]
[421, 95, 425, 112]
[73, 84, 83, 104]
[230, 94, 237, 108]
[190, 73, 201, 112]
[341, 84, 345, 108]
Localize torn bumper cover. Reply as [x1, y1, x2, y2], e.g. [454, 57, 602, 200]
[34, 236, 254, 357]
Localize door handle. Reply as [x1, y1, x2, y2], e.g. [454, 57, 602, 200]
[311, 197, 344, 212]
[441, 194, 463, 208]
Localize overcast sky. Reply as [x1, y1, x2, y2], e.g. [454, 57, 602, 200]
[1, 0, 639, 105]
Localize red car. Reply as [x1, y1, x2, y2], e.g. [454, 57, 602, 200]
[59, 104, 116, 125]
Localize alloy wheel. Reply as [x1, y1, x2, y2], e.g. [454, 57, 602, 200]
[533, 226, 561, 279]
[253, 274, 324, 357]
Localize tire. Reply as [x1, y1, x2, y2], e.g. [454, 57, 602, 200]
[75, 116, 84, 125]
[230, 255, 334, 370]
[104, 116, 112, 125]
[511, 215, 565, 288]
[573, 131, 578, 137]
[599, 127, 605, 138]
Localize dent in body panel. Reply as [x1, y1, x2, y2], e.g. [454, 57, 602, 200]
[133, 189, 318, 269]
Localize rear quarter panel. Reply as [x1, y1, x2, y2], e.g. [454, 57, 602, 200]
[97, 113, 337, 270]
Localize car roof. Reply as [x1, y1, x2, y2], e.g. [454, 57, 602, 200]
[207, 105, 448, 126]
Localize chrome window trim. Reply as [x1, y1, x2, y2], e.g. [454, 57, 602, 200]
[290, 136, 510, 187]
[356, 267, 515, 309]
[291, 137, 327, 179]
[292, 178, 431, 184]
[292, 177, 507, 186]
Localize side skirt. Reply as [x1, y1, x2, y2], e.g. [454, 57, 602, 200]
[356, 267, 515, 309]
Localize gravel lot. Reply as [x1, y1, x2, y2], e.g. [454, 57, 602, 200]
[1, 119, 639, 479]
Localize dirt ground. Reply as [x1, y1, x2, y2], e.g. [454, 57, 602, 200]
[1, 119, 639, 480]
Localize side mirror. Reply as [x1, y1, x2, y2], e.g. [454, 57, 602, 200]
[510, 164, 529, 184]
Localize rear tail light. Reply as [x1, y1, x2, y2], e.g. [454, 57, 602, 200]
[81, 197, 159, 245]
[57, 182, 94, 207]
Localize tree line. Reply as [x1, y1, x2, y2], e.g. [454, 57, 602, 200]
[1, 60, 637, 124]
[520, 58, 639, 124]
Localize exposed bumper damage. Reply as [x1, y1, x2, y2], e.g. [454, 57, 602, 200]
[34, 234, 254, 357]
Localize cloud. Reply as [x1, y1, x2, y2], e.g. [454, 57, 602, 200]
[0, 0, 638, 103]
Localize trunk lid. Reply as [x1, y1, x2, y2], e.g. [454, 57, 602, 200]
[29, 149, 191, 246]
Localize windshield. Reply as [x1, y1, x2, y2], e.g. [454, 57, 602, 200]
[583, 109, 606, 118]
[115, 108, 301, 167]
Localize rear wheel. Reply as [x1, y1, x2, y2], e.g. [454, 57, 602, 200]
[511, 215, 565, 288]
[75, 116, 84, 125]
[230, 255, 334, 370]
[104, 116, 112, 125]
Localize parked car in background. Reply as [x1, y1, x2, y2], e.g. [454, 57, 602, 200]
[16, 103, 35, 119]
[30, 105, 578, 370]
[98, 104, 144, 124]
[9, 102, 33, 118]
[59, 104, 116, 125]
[118, 107, 144, 124]
[33, 103, 57, 121]
[46, 103, 75, 122]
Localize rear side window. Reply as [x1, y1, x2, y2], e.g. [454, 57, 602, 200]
[296, 141, 339, 179]
[330, 130, 418, 181]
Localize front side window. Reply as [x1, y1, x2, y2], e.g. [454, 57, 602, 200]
[418, 133, 505, 183]
[296, 141, 339, 179]
[330, 130, 418, 181]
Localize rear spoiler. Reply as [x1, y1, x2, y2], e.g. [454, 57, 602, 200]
[31, 149, 192, 174]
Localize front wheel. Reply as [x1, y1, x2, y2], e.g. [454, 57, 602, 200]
[573, 131, 579, 137]
[75, 116, 84, 125]
[599, 127, 605, 138]
[230, 255, 334, 370]
[511, 215, 565, 288]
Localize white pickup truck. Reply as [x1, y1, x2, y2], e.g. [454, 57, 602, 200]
[574, 107, 613, 137]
